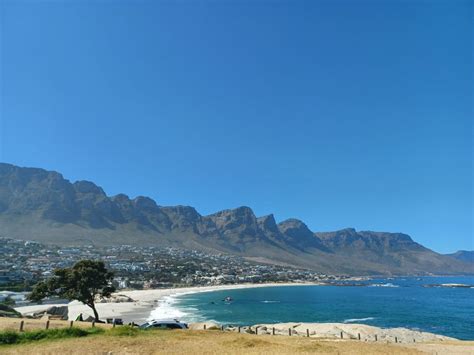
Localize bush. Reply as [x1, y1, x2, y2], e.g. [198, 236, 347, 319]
[0, 327, 104, 345]
[0, 331, 19, 345]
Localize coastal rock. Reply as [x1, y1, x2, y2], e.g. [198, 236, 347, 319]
[254, 322, 456, 343]
[33, 306, 68, 320]
[0, 304, 22, 318]
[188, 322, 220, 330]
[97, 294, 135, 303]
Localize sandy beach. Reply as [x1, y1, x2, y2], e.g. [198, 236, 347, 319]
[15, 283, 314, 324]
[13, 283, 468, 344]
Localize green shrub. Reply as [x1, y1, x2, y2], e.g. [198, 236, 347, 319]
[0, 327, 104, 345]
[0, 331, 20, 345]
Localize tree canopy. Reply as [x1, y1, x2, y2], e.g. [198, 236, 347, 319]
[28, 260, 115, 321]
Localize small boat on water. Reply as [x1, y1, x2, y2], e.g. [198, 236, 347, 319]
[223, 296, 233, 302]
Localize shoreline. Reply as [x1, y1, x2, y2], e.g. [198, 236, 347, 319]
[15, 282, 320, 324]
[14, 281, 470, 342]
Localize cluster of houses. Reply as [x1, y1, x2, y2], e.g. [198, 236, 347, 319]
[0, 237, 347, 293]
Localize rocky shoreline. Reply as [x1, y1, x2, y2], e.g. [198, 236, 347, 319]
[189, 322, 455, 344]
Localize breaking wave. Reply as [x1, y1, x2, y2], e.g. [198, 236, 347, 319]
[343, 317, 376, 323]
[369, 283, 399, 287]
[148, 295, 188, 321]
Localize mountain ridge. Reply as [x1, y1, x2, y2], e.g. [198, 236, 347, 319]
[0, 162, 472, 276]
[445, 250, 474, 263]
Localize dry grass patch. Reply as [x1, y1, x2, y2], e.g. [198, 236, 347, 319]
[225, 337, 278, 348]
[0, 317, 112, 332]
[0, 317, 470, 354]
[0, 329, 430, 354]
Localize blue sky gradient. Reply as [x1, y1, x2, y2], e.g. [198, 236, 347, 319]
[1, 0, 472, 253]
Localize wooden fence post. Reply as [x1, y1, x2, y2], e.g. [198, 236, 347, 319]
[203, 324, 206, 330]
[92, 320, 95, 328]
[288, 328, 291, 336]
[358, 333, 361, 340]
[255, 326, 258, 335]
[19, 320, 24, 332]
[238, 326, 241, 333]
[272, 327, 275, 335]
[45, 320, 50, 330]
[306, 329, 309, 337]
[395, 336, 398, 343]
[375, 334, 378, 341]
[69, 320, 74, 328]
[340, 331, 343, 339]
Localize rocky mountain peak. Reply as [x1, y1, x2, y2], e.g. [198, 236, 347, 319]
[73, 181, 105, 195]
[133, 196, 159, 211]
[277, 218, 326, 251]
[208, 206, 257, 227]
[111, 193, 130, 203]
[162, 205, 201, 222]
[256, 214, 279, 234]
[278, 218, 314, 238]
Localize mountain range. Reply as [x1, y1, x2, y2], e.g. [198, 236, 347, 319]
[0, 163, 472, 275]
[445, 250, 474, 264]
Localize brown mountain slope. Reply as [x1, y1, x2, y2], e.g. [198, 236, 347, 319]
[0, 163, 472, 275]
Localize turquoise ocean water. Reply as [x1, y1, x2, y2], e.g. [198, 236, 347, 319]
[158, 277, 473, 340]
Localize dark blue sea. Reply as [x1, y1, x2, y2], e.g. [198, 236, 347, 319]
[164, 277, 474, 340]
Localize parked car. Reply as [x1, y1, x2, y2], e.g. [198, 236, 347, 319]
[139, 319, 188, 330]
[106, 318, 123, 325]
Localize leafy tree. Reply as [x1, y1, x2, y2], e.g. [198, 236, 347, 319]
[0, 295, 15, 306]
[28, 260, 115, 321]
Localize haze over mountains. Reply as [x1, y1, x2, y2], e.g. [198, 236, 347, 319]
[445, 251, 474, 264]
[0, 163, 472, 275]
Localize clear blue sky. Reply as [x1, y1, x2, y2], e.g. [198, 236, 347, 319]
[1, 0, 472, 253]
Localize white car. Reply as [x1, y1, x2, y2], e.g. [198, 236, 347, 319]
[139, 319, 188, 330]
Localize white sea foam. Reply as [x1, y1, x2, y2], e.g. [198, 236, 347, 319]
[343, 317, 376, 323]
[148, 295, 188, 321]
[147, 288, 222, 323]
[261, 300, 280, 303]
[369, 283, 399, 287]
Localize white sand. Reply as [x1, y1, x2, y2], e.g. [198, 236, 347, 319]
[15, 283, 314, 324]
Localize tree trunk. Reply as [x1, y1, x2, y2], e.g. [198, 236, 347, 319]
[88, 303, 100, 321]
